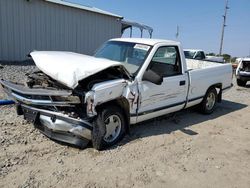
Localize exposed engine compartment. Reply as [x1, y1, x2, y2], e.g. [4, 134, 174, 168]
[26, 66, 130, 92]
[26, 71, 69, 90]
[76, 66, 130, 91]
[22, 67, 130, 119]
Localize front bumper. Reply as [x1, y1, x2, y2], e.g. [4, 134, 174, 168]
[0, 79, 93, 148]
[237, 71, 250, 81]
[21, 104, 92, 148]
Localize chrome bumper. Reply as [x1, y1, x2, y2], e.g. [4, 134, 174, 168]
[0, 79, 92, 148]
[237, 74, 250, 81]
[21, 104, 92, 148]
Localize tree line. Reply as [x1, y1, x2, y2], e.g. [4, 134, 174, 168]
[207, 53, 237, 63]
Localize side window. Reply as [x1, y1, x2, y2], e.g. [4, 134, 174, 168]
[149, 46, 182, 77]
[195, 51, 206, 60]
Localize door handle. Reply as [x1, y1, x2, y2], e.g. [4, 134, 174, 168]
[179, 80, 186, 86]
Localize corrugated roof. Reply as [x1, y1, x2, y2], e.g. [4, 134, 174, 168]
[45, 0, 123, 18]
[121, 20, 153, 33]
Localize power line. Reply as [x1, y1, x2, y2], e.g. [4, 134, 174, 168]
[219, 0, 229, 56]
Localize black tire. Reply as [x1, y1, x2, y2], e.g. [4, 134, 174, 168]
[92, 105, 126, 150]
[237, 79, 246, 87]
[199, 87, 218, 114]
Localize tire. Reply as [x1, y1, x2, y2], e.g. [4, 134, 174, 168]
[199, 87, 218, 114]
[237, 79, 246, 87]
[92, 105, 126, 150]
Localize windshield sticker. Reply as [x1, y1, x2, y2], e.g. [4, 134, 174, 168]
[134, 44, 150, 51]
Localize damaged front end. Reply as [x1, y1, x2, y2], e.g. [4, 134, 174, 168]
[0, 65, 135, 149]
[0, 77, 92, 148]
[0, 50, 137, 148]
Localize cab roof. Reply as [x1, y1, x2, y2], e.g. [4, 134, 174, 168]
[110, 38, 180, 46]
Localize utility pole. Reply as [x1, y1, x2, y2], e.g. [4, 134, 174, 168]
[249, 44, 250, 57]
[176, 25, 179, 39]
[219, 0, 229, 56]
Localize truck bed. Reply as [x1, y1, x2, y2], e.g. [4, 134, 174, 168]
[185, 59, 232, 108]
[186, 59, 226, 70]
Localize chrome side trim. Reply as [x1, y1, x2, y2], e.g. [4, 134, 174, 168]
[222, 84, 233, 92]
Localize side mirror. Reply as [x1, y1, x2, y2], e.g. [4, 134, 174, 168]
[142, 69, 163, 85]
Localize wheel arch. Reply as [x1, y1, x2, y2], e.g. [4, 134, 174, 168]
[95, 97, 131, 133]
[206, 83, 222, 102]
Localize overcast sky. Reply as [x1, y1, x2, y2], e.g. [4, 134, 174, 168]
[69, 0, 250, 57]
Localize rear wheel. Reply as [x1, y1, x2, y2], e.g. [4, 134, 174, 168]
[199, 87, 218, 114]
[237, 79, 246, 87]
[92, 105, 126, 150]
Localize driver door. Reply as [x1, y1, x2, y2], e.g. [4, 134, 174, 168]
[137, 46, 188, 122]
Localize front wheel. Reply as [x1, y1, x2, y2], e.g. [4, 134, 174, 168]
[92, 105, 126, 150]
[199, 87, 218, 114]
[237, 79, 246, 87]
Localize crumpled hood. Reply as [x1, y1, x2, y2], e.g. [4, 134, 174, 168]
[30, 51, 124, 89]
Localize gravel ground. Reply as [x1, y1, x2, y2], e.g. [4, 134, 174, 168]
[0, 64, 250, 188]
[0, 62, 37, 100]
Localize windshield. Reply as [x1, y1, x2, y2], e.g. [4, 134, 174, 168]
[94, 41, 151, 75]
[184, 51, 195, 59]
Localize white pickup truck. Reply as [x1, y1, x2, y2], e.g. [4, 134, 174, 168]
[184, 49, 225, 63]
[0, 38, 233, 150]
[235, 58, 250, 86]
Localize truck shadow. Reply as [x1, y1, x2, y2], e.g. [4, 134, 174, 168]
[114, 99, 248, 149]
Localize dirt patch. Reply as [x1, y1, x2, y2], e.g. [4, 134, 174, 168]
[0, 65, 250, 188]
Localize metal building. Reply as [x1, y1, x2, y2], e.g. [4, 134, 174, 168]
[0, 0, 123, 61]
